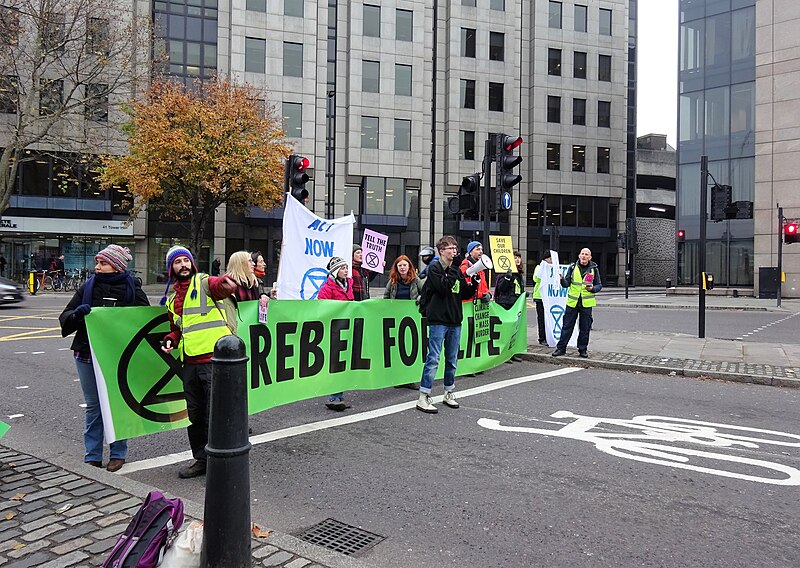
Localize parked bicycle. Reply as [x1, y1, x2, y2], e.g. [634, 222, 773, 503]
[43, 270, 65, 292]
[64, 268, 89, 292]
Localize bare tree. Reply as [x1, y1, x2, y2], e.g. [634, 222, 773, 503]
[0, 0, 151, 215]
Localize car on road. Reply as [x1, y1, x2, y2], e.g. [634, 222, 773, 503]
[0, 275, 24, 305]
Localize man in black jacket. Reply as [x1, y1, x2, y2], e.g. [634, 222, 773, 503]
[416, 235, 478, 414]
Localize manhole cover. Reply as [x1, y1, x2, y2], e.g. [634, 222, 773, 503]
[296, 518, 384, 556]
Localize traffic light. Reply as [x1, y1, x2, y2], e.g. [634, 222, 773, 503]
[286, 154, 310, 203]
[731, 200, 754, 220]
[676, 229, 685, 242]
[785, 222, 799, 244]
[447, 173, 480, 214]
[710, 184, 732, 221]
[496, 134, 523, 210]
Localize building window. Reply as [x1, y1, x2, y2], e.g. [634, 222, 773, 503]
[598, 101, 611, 128]
[490, 0, 504, 11]
[548, 48, 561, 76]
[460, 130, 475, 160]
[85, 83, 108, 122]
[246, 0, 266, 12]
[572, 145, 586, 172]
[283, 102, 302, 138]
[462, 0, 476, 7]
[245, 37, 266, 73]
[283, 42, 303, 77]
[0, 75, 18, 113]
[396, 9, 412, 41]
[547, 143, 560, 170]
[362, 116, 379, 149]
[597, 147, 610, 173]
[39, 79, 63, 115]
[363, 60, 379, 93]
[573, 98, 586, 126]
[364, 5, 380, 38]
[461, 28, 476, 58]
[574, 51, 587, 79]
[598, 54, 611, 81]
[575, 4, 587, 32]
[87, 18, 109, 56]
[488, 82, 504, 112]
[489, 32, 504, 61]
[547, 96, 560, 123]
[599, 8, 612, 36]
[394, 119, 411, 151]
[461, 79, 476, 109]
[364, 177, 413, 216]
[548, 1, 562, 29]
[395, 64, 412, 96]
[285, 0, 304, 17]
[41, 13, 65, 52]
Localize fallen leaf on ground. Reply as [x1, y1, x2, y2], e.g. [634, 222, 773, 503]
[13, 543, 25, 550]
[4, 512, 15, 520]
[251, 524, 272, 538]
[9, 493, 25, 501]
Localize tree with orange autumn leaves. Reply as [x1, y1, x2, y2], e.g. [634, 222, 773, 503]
[98, 78, 292, 255]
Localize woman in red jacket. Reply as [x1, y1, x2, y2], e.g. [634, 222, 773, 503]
[317, 256, 353, 409]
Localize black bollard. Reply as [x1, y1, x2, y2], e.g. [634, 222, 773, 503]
[201, 335, 252, 568]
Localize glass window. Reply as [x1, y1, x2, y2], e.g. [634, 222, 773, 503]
[574, 51, 587, 79]
[186, 42, 201, 66]
[704, 86, 729, 138]
[342, 185, 360, 215]
[548, 49, 561, 76]
[394, 119, 411, 151]
[732, 7, 755, 62]
[598, 100, 611, 127]
[574, 4, 587, 32]
[364, 5, 380, 38]
[488, 82, 503, 112]
[385, 178, 405, 215]
[679, 90, 703, 142]
[245, 37, 265, 73]
[572, 145, 586, 172]
[395, 64, 412, 96]
[547, 143, 560, 170]
[461, 79, 475, 109]
[396, 9, 412, 42]
[364, 177, 384, 214]
[41, 13, 64, 52]
[462, 0, 476, 7]
[39, 79, 63, 115]
[85, 83, 108, 122]
[705, 12, 731, 70]
[204, 44, 217, 68]
[490, 0, 504, 11]
[599, 8, 612, 35]
[597, 147, 610, 174]
[563, 199, 577, 227]
[461, 28, 476, 58]
[489, 32, 504, 61]
[547, 95, 560, 123]
[283, 42, 303, 77]
[598, 54, 611, 81]
[21, 157, 50, 196]
[595, 197, 609, 227]
[577, 197, 593, 227]
[460, 130, 475, 160]
[285, 0, 304, 17]
[363, 60, 379, 93]
[87, 18, 109, 55]
[0, 75, 18, 113]
[247, 0, 266, 11]
[283, 102, 302, 138]
[549, 1, 562, 29]
[362, 116, 379, 149]
[573, 98, 586, 126]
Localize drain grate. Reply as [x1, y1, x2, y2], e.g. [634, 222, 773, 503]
[296, 518, 384, 556]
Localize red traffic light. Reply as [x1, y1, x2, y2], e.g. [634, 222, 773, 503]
[786, 223, 798, 235]
[785, 222, 799, 244]
[503, 135, 523, 151]
[676, 229, 685, 242]
[295, 156, 310, 170]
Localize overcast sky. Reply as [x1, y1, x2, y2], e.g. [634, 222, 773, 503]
[636, 0, 679, 147]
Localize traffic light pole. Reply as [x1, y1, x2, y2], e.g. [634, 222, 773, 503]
[482, 136, 494, 246]
[699, 155, 708, 338]
[777, 204, 783, 308]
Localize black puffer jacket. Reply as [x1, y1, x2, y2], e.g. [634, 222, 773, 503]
[494, 270, 525, 310]
[424, 259, 477, 326]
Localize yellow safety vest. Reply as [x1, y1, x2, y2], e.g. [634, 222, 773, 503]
[532, 265, 543, 300]
[566, 264, 596, 308]
[167, 274, 231, 358]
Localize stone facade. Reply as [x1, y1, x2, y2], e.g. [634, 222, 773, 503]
[634, 217, 676, 286]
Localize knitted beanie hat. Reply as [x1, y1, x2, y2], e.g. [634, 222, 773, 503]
[352, 244, 362, 254]
[95, 245, 132, 272]
[466, 241, 482, 255]
[327, 256, 348, 277]
[161, 245, 197, 305]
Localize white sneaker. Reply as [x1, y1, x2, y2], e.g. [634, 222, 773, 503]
[416, 393, 438, 414]
[442, 391, 459, 409]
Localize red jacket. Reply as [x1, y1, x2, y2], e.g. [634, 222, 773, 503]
[459, 257, 490, 302]
[317, 276, 354, 301]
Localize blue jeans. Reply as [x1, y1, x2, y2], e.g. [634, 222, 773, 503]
[76, 359, 127, 462]
[420, 324, 461, 394]
[556, 304, 593, 352]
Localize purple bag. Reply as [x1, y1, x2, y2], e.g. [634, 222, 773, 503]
[103, 490, 185, 568]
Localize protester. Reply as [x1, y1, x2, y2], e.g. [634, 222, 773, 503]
[351, 244, 378, 301]
[494, 250, 525, 310]
[532, 250, 553, 345]
[416, 236, 477, 414]
[317, 256, 354, 411]
[59, 245, 149, 472]
[250, 250, 276, 300]
[418, 246, 437, 280]
[222, 251, 261, 333]
[459, 241, 491, 303]
[383, 255, 423, 300]
[54, 254, 65, 287]
[161, 245, 238, 478]
[552, 247, 602, 359]
[211, 257, 221, 276]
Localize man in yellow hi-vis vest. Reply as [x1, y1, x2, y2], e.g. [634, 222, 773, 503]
[552, 248, 602, 359]
[160, 245, 237, 479]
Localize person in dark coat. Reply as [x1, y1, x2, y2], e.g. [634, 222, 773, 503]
[59, 245, 149, 472]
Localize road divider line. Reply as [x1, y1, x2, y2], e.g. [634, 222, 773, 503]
[121, 367, 582, 474]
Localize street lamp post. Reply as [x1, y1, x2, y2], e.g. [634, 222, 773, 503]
[699, 155, 708, 338]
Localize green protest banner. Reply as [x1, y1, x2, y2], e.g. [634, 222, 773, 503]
[0, 420, 8, 439]
[86, 295, 527, 441]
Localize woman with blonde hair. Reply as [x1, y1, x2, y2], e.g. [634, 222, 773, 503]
[384, 255, 423, 300]
[222, 250, 263, 332]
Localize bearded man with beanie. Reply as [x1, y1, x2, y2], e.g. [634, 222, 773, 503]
[160, 245, 238, 479]
[459, 241, 492, 303]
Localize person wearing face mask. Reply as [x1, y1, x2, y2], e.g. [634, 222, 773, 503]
[383, 255, 423, 300]
[59, 245, 149, 473]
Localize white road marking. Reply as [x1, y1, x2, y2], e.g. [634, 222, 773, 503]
[121, 367, 582, 474]
[59, 347, 70, 351]
[15, 386, 29, 389]
[13, 352, 26, 354]
[79, 404, 87, 408]
[7, 414, 23, 419]
[31, 351, 45, 354]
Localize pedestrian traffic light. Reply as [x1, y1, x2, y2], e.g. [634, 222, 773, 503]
[286, 154, 310, 204]
[710, 184, 732, 221]
[676, 229, 685, 242]
[785, 222, 799, 244]
[447, 173, 481, 214]
[496, 134, 523, 201]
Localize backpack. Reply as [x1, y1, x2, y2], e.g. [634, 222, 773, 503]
[103, 491, 185, 568]
[417, 278, 432, 317]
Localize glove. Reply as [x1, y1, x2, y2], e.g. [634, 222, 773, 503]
[73, 304, 91, 318]
[472, 273, 481, 284]
[480, 293, 491, 303]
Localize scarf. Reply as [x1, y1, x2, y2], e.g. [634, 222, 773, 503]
[82, 271, 135, 306]
[254, 268, 266, 279]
